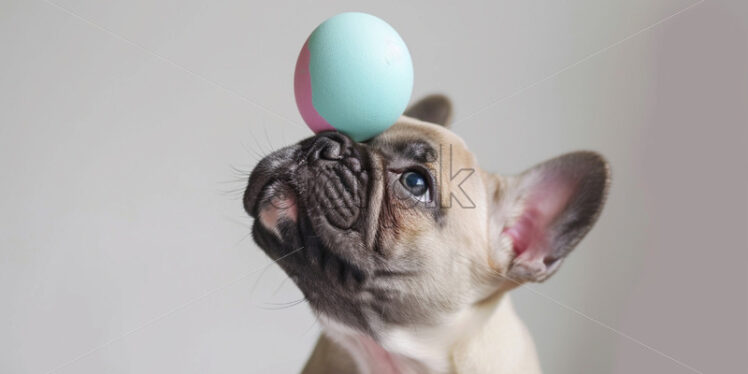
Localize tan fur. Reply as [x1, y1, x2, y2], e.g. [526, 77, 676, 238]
[303, 294, 541, 374]
[299, 117, 525, 373]
[289, 98, 610, 373]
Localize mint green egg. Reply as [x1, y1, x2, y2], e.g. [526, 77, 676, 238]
[306, 12, 414, 141]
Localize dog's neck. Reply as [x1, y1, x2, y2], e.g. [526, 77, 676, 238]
[319, 294, 542, 374]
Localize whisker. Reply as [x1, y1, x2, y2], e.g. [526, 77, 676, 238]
[248, 260, 274, 303]
[241, 137, 266, 162]
[250, 127, 270, 156]
[300, 316, 319, 337]
[256, 298, 308, 310]
[219, 186, 251, 200]
[271, 276, 292, 297]
[248, 246, 305, 303]
[233, 230, 253, 247]
[262, 125, 277, 155]
[263, 298, 306, 306]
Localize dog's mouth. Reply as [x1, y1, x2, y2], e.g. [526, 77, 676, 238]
[254, 180, 298, 238]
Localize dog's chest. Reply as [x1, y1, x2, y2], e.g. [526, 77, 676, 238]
[322, 319, 452, 374]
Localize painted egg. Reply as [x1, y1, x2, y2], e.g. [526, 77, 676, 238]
[294, 12, 414, 141]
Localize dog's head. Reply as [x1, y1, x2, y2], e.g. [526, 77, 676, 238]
[243, 95, 609, 338]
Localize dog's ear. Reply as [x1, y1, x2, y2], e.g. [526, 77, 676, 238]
[404, 94, 453, 127]
[488, 152, 610, 283]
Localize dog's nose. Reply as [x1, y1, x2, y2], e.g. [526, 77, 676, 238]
[306, 131, 354, 162]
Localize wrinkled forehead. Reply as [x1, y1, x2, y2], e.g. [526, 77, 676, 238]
[369, 118, 475, 168]
[369, 118, 483, 210]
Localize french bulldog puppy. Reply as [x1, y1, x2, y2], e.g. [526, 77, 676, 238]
[243, 95, 610, 374]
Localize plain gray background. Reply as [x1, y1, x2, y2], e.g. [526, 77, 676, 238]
[1, 0, 746, 373]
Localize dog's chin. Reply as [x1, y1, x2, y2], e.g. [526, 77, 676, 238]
[250, 181, 375, 330]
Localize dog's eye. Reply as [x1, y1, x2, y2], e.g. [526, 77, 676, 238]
[400, 171, 430, 201]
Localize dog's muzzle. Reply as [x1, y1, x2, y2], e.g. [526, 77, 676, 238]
[302, 132, 368, 230]
[243, 131, 370, 234]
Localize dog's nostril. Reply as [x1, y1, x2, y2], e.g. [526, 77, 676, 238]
[319, 140, 342, 160]
[308, 132, 353, 161]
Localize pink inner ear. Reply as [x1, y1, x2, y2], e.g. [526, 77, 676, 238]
[503, 174, 576, 260]
[502, 209, 543, 255]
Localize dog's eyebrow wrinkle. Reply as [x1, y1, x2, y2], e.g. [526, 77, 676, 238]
[391, 139, 437, 163]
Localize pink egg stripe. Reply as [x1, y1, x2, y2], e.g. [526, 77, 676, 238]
[294, 40, 335, 133]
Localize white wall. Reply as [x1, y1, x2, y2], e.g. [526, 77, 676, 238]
[1, 1, 746, 373]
